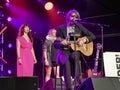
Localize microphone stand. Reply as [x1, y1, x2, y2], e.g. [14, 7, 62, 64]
[70, 20, 108, 90]
[98, 24, 104, 77]
[73, 31, 77, 90]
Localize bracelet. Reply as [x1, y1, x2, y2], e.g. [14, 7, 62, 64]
[17, 57, 21, 59]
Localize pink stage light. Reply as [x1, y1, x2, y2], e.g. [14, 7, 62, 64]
[8, 43, 13, 48]
[6, 0, 10, 3]
[8, 69, 12, 75]
[7, 17, 12, 22]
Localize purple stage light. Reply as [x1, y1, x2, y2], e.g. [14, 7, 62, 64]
[7, 69, 12, 75]
[8, 43, 13, 48]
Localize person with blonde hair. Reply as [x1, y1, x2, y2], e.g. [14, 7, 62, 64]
[43, 28, 60, 83]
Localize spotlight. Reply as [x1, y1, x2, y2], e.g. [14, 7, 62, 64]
[7, 69, 12, 75]
[6, 0, 10, 3]
[44, 2, 53, 10]
[5, 2, 10, 7]
[8, 43, 13, 48]
[7, 17, 12, 22]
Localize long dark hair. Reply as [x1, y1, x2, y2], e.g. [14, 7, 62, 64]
[17, 24, 33, 42]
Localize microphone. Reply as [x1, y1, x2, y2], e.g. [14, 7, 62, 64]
[57, 11, 66, 17]
[30, 29, 32, 32]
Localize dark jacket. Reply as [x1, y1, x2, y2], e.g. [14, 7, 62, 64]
[54, 24, 96, 64]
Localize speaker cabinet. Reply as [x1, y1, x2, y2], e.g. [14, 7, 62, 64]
[16, 76, 38, 90]
[0, 76, 38, 90]
[77, 77, 120, 90]
[0, 77, 16, 90]
[41, 78, 64, 90]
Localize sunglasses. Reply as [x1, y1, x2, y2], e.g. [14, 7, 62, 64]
[71, 14, 79, 18]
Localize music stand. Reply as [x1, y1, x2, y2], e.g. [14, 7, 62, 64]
[69, 32, 81, 90]
[98, 24, 104, 76]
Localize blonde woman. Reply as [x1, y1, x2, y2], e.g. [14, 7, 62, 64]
[43, 28, 60, 82]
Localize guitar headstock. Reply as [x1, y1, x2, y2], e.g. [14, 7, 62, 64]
[96, 43, 102, 50]
[46, 35, 56, 40]
[46, 35, 62, 41]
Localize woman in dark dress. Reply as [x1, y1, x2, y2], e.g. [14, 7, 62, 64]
[43, 28, 60, 83]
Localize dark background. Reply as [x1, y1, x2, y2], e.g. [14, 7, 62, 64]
[0, 0, 120, 88]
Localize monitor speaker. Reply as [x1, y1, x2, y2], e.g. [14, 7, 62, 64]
[77, 77, 120, 90]
[0, 77, 16, 90]
[0, 76, 38, 90]
[16, 76, 38, 90]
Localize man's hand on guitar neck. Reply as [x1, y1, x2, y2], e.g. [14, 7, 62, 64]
[60, 36, 87, 46]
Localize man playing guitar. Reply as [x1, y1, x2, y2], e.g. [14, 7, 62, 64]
[54, 9, 96, 90]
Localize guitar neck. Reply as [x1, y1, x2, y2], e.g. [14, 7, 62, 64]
[93, 48, 100, 76]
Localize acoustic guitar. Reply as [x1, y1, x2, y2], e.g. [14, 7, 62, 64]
[46, 35, 93, 56]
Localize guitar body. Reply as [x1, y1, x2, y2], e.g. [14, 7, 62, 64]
[70, 42, 93, 56]
[46, 35, 93, 56]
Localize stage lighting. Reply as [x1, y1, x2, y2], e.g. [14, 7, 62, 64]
[6, 0, 10, 3]
[8, 43, 13, 48]
[7, 69, 12, 75]
[44, 2, 53, 10]
[0, 6, 3, 9]
[7, 17, 12, 22]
